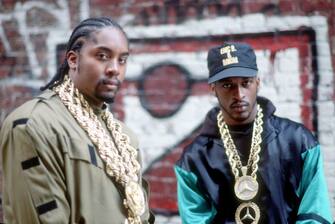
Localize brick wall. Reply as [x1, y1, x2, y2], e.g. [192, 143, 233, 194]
[0, 0, 334, 222]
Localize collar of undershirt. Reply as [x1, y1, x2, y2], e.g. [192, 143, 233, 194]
[227, 122, 254, 135]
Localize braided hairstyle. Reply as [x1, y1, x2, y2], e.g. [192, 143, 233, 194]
[40, 17, 128, 91]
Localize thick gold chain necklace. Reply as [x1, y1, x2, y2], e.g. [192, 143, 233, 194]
[217, 104, 263, 224]
[53, 76, 145, 224]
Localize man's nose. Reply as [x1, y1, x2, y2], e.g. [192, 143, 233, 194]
[233, 85, 245, 99]
[106, 60, 119, 77]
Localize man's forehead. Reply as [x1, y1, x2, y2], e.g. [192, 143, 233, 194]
[82, 28, 128, 51]
[218, 77, 255, 82]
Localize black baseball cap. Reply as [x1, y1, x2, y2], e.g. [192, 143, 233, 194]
[207, 42, 258, 84]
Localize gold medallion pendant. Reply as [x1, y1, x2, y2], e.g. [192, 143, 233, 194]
[235, 202, 260, 224]
[234, 174, 259, 201]
[124, 181, 146, 217]
[217, 105, 264, 224]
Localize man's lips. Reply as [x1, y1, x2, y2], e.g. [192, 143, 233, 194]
[231, 102, 248, 107]
[102, 79, 119, 86]
[101, 79, 120, 90]
[231, 102, 248, 112]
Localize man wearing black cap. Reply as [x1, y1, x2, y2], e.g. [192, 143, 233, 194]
[175, 43, 333, 223]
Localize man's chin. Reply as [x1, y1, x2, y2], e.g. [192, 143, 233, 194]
[104, 98, 115, 104]
[232, 112, 251, 122]
[97, 94, 115, 104]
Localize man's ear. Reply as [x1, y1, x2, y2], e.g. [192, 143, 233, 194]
[256, 77, 260, 92]
[67, 50, 78, 71]
[210, 83, 216, 94]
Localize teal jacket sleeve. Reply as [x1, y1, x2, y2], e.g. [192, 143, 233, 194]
[174, 165, 217, 224]
[296, 145, 333, 224]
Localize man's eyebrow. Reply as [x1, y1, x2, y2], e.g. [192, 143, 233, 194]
[95, 46, 129, 56]
[120, 52, 130, 57]
[218, 78, 233, 83]
[95, 46, 110, 51]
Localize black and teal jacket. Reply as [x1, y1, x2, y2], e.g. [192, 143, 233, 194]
[175, 97, 333, 224]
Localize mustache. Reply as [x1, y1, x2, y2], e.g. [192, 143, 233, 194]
[230, 100, 249, 108]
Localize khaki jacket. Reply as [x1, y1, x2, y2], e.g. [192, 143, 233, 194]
[0, 90, 154, 224]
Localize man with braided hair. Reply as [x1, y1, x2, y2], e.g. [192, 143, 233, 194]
[175, 42, 333, 223]
[0, 17, 154, 224]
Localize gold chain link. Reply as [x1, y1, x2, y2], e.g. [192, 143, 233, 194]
[53, 76, 143, 223]
[217, 105, 264, 179]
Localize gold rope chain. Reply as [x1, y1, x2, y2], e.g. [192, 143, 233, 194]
[53, 76, 143, 224]
[217, 105, 264, 179]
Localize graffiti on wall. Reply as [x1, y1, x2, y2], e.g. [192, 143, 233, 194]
[0, 0, 92, 81]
